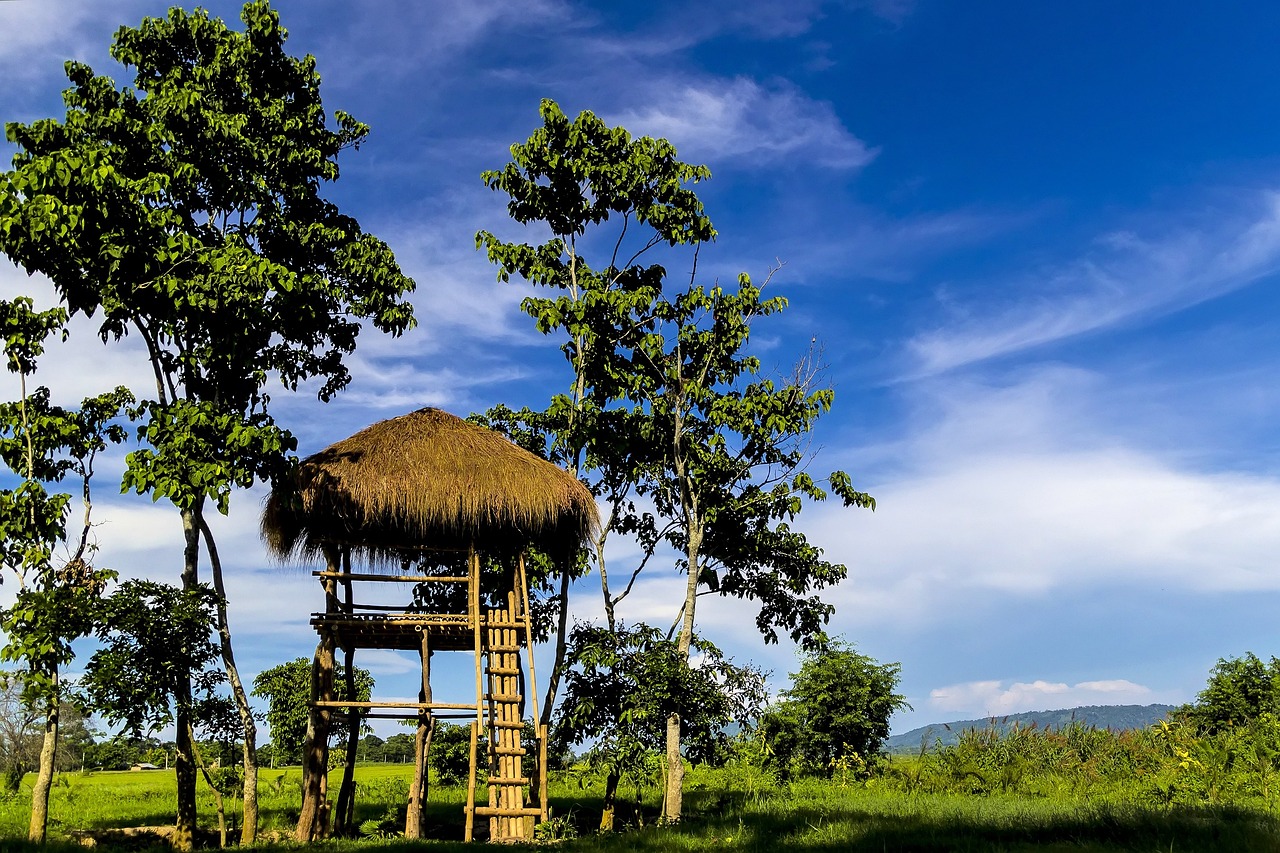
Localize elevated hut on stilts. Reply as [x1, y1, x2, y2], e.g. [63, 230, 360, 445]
[261, 407, 596, 843]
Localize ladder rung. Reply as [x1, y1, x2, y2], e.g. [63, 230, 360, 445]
[473, 806, 543, 817]
[486, 666, 521, 675]
[485, 646, 524, 653]
[486, 693, 522, 703]
[486, 777, 531, 786]
[484, 621, 529, 629]
[488, 720, 527, 729]
[492, 746, 526, 756]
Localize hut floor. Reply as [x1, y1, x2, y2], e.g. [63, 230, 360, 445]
[311, 611, 490, 652]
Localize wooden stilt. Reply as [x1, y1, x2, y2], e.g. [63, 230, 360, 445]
[297, 547, 340, 842]
[464, 721, 479, 842]
[406, 630, 432, 838]
[467, 547, 483, 840]
[334, 643, 360, 835]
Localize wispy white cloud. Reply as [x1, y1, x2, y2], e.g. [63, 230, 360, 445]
[0, 1, 124, 84]
[612, 77, 876, 170]
[684, 0, 916, 41]
[907, 191, 1280, 376]
[302, 0, 574, 94]
[928, 678, 1158, 717]
[810, 366, 1280, 633]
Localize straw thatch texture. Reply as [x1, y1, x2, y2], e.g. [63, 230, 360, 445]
[262, 407, 596, 563]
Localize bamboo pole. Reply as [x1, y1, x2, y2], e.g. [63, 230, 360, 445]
[517, 553, 547, 824]
[539, 725, 548, 822]
[296, 547, 340, 842]
[464, 721, 478, 842]
[468, 546, 483, 840]
[334, 644, 360, 835]
[313, 571, 471, 583]
[405, 630, 432, 839]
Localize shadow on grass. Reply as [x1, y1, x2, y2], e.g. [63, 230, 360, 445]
[618, 796, 1280, 853]
[9, 788, 1280, 852]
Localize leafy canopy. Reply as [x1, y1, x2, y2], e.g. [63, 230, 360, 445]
[556, 622, 766, 772]
[1178, 652, 1280, 735]
[0, 0, 416, 516]
[78, 580, 223, 737]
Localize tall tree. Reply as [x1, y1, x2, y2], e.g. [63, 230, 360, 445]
[476, 99, 714, 727]
[480, 101, 873, 821]
[0, 296, 130, 842]
[623, 272, 874, 819]
[0, 2, 416, 846]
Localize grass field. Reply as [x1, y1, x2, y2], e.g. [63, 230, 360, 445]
[3, 761, 1280, 852]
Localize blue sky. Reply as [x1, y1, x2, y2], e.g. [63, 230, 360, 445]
[4, 0, 1280, 735]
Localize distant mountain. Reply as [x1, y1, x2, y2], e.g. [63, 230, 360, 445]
[884, 704, 1177, 754]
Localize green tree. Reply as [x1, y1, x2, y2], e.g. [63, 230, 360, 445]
[555, 622, 765, 830]
[428, 723, 480, 786]
[78, 581, 223, 736]
[251, 657, 374, 765]
[382, 732, 417, 764]
[476, 99, 715, 728]
[479, 101, 873, 820]
[84, 736, 158, 771]
[0, 3, 415, 845]
[356, 733, 385, 764]
[1178, 652, 1280, 735]
[759, 640, 908, 780]
[0, 296, 131, 841]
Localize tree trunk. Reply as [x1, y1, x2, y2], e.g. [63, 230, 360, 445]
[174, 505, 203, 852]
[27, 666, 57, 843]
[296, 633, 335, 841]
[599, 770, 620, 832]
[191, 727, 227, 848]
[174, 695, 198, 851]
[539, 562, 574, 732]
[200, 518, 258, 843]
[662, 522, 701, 824]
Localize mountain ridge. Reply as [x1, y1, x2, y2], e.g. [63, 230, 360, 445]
[885, 703, 1177, 753]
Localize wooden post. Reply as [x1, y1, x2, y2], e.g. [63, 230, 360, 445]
[464, 721, 479, 842]
[296, 631, 335, 840]
[466, 547, 482, 841]
[334, 643, 361, 835]
[406, 630, 432, 838]
[334, 548, 359, 835]
[297, 548, 340, 842]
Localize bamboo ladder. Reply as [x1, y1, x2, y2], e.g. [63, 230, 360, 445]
[464, 549, 547, 842]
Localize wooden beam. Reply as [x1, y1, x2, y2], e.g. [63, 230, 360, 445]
[313, 571, 470, 583]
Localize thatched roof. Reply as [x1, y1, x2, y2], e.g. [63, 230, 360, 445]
[262, 407, 597, 563]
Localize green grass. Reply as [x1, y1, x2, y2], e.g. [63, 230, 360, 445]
[2, 764, 1279, 851]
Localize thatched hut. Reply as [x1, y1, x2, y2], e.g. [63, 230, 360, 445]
[262, 406, 596, 563]
[264, 407, 596, 843]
